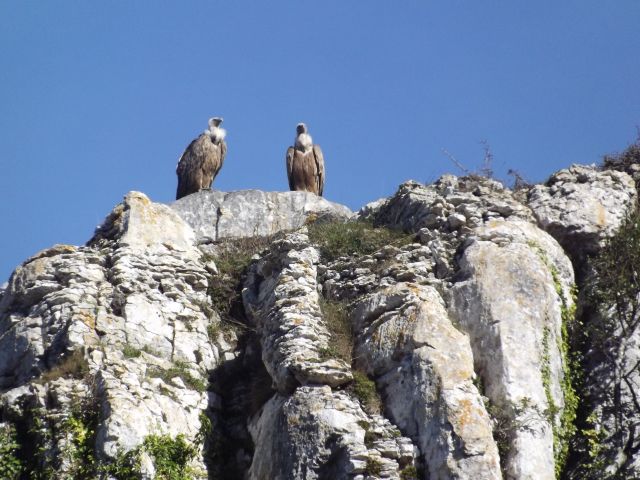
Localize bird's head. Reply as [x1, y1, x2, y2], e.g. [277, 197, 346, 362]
[206, 117, 226, 142]
[295, 123, 313, 149]
[209, 117, 224, 128]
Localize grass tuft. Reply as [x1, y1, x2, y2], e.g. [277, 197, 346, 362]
[308, 220, 412, 262]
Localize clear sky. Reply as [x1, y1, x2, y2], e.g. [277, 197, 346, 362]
[1, 1, 639, 282]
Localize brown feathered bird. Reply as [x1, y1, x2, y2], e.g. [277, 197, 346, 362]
[286, 123, 325, 196]
[176, 117, 227, 200]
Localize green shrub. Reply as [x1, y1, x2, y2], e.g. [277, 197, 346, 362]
[570, 208, 640, 477]
[400, 465, 419, 480]
[0, 424, 22, 479]
[102, 446, 143, 479]
[144, 434, 199, 480]
[308, 220, 411, 262]
[103, 434, 199, 480]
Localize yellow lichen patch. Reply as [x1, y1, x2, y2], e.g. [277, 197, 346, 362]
[453, 398, 474, 430]
[75, 312, 96, 329]
[304, 213, 319, 225]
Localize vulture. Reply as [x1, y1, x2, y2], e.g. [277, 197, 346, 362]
[176, 117, 227, 200]
[286, 123, 325, 196]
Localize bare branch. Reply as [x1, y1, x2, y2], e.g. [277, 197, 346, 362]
[441, 148, 470, 175]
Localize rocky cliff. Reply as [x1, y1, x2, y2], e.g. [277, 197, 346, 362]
[1, 153, 640, 479]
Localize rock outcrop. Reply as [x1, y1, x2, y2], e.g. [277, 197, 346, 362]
[1, 163, 639, 480]
[244, 232, 353, 392]
[528, 165, 636, 261]
[172, 189, 353, 242]
[0, 192, 219, 477]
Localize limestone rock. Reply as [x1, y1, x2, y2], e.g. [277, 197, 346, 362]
[0, 191, 221, 475]
[248, 385, 417, 480]
[528, 165, 636, 259]
[3, 170, 634, 479]
[243, 231, 352, 392]
[172, 189, 353, 242]
[352, 283, 501, 479]
[369, 176, 533, 234]
[450, 219, 575, 480]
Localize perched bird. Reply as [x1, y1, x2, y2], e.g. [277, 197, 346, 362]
[176, 117, 227, 200]
[286, 123, 325, 196]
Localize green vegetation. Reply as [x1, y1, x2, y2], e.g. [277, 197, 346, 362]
[104, 434, 200, 480]
[26, 408, 56, 479]
[590, 209, 640, 337]
[307, 220, 412, 262]
[318, 297, 352, 362]
[143, 434, 200, 480]
[23, 397, 101, 479]
[576, 412, 607, 475]
[400, 465, 419, 480]
[123, 344, 143, 358]
[59, 412, 98, 478]
[205, 235, 277, 331]
[364, 457, 383, 476]
[0, 424, 22, 479]
[206, 235, 276, 315]
[148, 360, 207, 393]
[102, 447, 142, 480]
[351, 370, 382, 415]
[574, 208, 640, 477]
[528, 241, 579, 477]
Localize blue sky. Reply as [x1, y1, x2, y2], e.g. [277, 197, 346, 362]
[1, 1, 639, 282]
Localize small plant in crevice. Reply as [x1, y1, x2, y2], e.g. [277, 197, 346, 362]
[38, 349, 90, 384]
[122, 344, 143, 358]
[204, 235, 277, 331]
[364, 456, 383, 476]
[308, 220, 412, 262]
[101, 447, 142, 480]
[486, 397, 548, 475]
[147, 360, 207, 393]
[400, 464, 420, 480]
[318, 296, 353, 363]
[350, 370, 382, 415]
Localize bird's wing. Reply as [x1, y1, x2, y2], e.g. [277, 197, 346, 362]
[208, 140, 225, 184]
[219, 140, 227, 171]
[286, 146, 295, 190]
[312, 144, 325, 196]
[176, 135, 204, 199]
